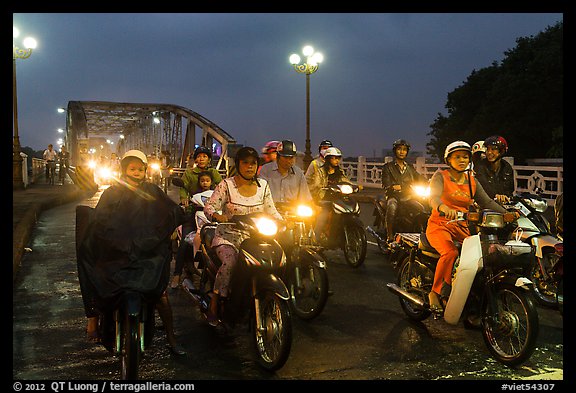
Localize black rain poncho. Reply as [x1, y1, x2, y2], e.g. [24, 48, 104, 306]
[76, 181, 185, 317]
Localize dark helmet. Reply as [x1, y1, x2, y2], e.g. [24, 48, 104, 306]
[277, 140, 297, 157]
[484, 135, 508, 155]
[318, 139, 333, 152]
[193, 145, 212, 160]
[392, 139, 411, 151]
[235, 146, 260, 169]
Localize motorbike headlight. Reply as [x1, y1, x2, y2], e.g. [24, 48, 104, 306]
[97, 167, 112, 179]
[412, 185, 430, 198]
[296, 204, 314, 218]
[87, 160, 97, 169]
[254, 217, 278, 236]
[339, 184, 354, 194]
[150, 162, 161, 171]
[480, 212, 505, 228]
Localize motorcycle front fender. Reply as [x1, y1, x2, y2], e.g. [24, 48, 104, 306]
[444, 235, 482, 325]
[298, 248, 327, 269]
[255, 273, 290, 300]
[122, 291, 143, 318]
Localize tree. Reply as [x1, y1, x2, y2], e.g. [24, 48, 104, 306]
[427, 21, 563, 163]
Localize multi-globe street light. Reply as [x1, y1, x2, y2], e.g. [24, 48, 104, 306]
[13, 26, 37, 189]
[289, 45, 323, 170]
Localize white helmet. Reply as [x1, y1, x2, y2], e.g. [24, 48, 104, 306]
[444, 141, 471, 164]
[472, 140, 486, 154]
[122, 149, 148, 166]
[323, 147, 342, 158]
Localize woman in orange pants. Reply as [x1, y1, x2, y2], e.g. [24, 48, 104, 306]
[426, 141, 508, 312]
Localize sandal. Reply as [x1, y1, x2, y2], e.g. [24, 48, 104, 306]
[170, 275, 181, 289]
[428, 292, 446, 314]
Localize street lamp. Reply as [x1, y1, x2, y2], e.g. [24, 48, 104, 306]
[289, 45, 324, 170]
[13, 26, 37, 189]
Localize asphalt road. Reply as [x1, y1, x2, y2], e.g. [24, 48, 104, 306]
[12, 185, 565, 384]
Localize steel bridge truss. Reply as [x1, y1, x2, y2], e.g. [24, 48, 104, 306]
[65, 100, 237, 173]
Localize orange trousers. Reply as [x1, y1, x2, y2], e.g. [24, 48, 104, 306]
[425, 220, 471, 295]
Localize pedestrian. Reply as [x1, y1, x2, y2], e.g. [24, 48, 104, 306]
[43, 144, 58, 184]
[58, 145, 71, 184]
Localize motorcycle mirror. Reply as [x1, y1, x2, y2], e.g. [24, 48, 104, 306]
[171, 177, 185, 187]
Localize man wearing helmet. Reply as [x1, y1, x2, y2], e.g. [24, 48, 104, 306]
[305, 139, 333, 186]
[474, 135, 514, 204]
[203, 146, 283, 326]
[259, 140, 312, 203]
[380, 139, 427, 248]
[172, 146, 223, 289]
[77, 149, 187, 355]
[425, 141, 510, 313]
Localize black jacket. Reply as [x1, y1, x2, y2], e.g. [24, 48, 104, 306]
[76, 181, 185, 316]
[474, 158, 515, 199]
[381, 160, 426, 198]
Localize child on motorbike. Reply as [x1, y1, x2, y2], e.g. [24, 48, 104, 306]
[77, 149, 187, 355]
[185, 171, 215, 258]
[426, 141, 511, 313]
[203, 146, 283, 326]
[171, 146, 222, 288]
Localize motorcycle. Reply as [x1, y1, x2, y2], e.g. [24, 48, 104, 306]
[76, 205, 156, 380]
[275, 201, 330, 320]
[317, 182, 367, 268]
[502, 190, 563, 309]
[148, 160, 163, 187]
[367, 183, 431, 255]
[387, 209, 539, 366]
[172, 174, 293, 371]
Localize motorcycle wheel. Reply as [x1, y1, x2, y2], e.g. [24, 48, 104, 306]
[288, 261, 329, 320]
[252, 291, 292, 371]
[530, 254, 560, 308]
[343, 220, 367, 268]
[397, 256, 431, 321]
[120, 312, 141, 380]
[481, 284, 539, 367]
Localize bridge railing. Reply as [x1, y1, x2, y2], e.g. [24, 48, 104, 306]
[342, 156, 563, 205]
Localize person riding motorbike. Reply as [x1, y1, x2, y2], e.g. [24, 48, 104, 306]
[474, 135, 514, 205]
[305, 139, 334, 185]
[203, 146, 284, 326]
[425, 141, 512, 313]
[258, 140, 280, 174]
[259, 139, 313, 203]
[171, 146, 222, 288]
[308, 146, 352, 242]
[380, 139, 427, 248]
[77, 149, 187, 355]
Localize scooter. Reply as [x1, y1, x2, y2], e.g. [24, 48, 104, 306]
[172, 175, 293, 371]
[367, 183, 431, 256]
[502, 190, 562, 309]
[275, 201, 330, 320]
[317, 182, 367, 268]
[387, 209, 539, 366]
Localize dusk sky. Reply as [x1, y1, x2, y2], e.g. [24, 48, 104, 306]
[13, 12, 563, 158]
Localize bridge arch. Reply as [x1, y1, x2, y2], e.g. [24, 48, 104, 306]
[65, 100, 238, 174]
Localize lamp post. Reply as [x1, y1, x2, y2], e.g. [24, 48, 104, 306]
[13, 27, 37, 190]
[290, 45, 323, 170]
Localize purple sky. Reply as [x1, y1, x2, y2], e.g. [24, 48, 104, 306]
[13, 13, 563, 157]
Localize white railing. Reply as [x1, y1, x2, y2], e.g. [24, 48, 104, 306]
[342, 156, 563, 205]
